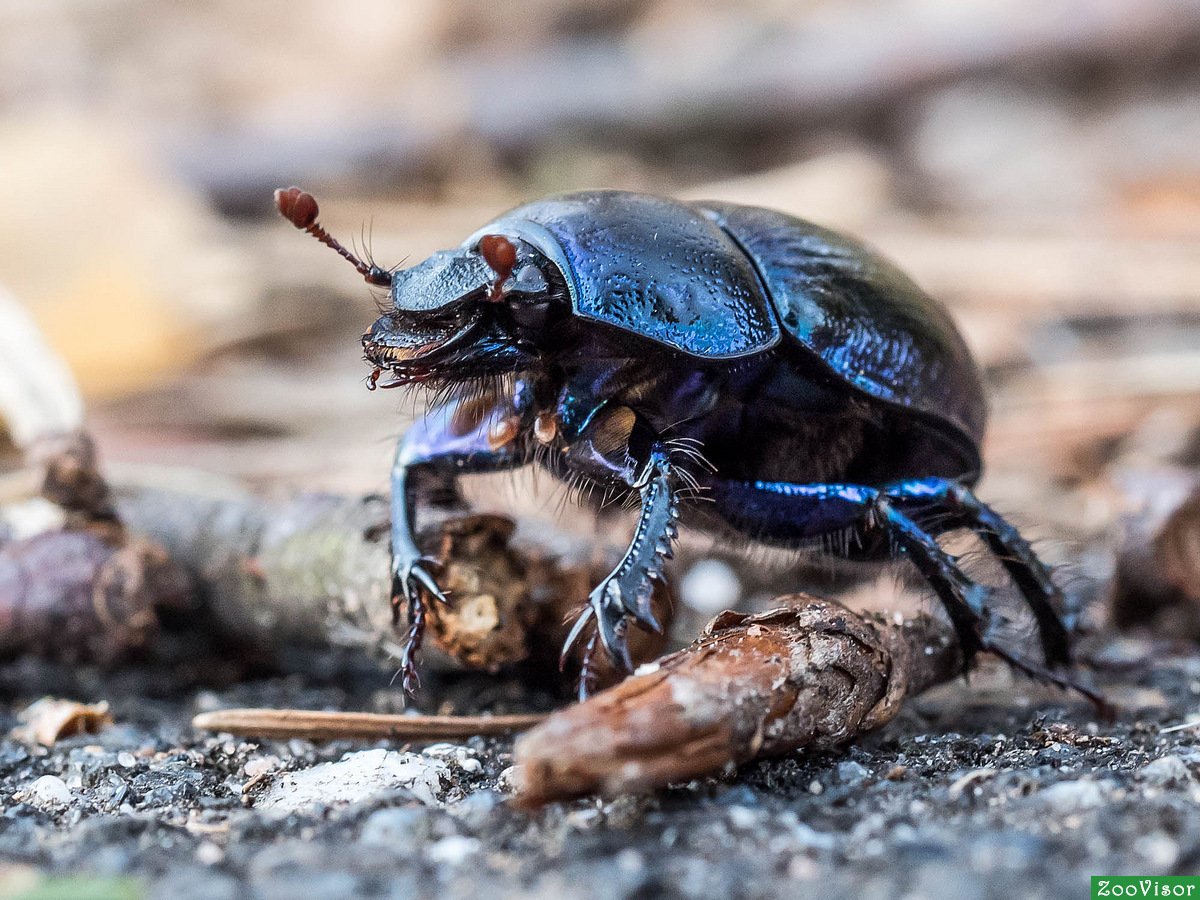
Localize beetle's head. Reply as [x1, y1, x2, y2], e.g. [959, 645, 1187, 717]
[275, 187, 566, 391]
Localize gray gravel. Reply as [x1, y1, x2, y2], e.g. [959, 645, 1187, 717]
[1, 637, 1199, 899]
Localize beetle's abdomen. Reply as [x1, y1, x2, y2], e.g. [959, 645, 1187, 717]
[483, 191, 782, 359]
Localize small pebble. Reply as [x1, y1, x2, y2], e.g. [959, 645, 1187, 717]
[616, 849, 644, 874]
[1134, 831, 1180, 869]
[1139, 755, 1193, 785]
[196, 842, 224, 866]
[426, 835, 480, 866]
[244, 756, 281, 779]
[496, 766, 519, 793]
[1033, 779, 1112, 811]
[837, 761, 870, 783]
[728, 805, 759, 829]
[28, 775, 72, 807]
[360, 807, 427, 848]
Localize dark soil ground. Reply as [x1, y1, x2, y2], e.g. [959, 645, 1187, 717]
[1, 633, 1198, 900]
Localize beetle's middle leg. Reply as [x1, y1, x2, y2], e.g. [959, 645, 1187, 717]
[390, 397, 532, 691]
[562, 445, 680, 679]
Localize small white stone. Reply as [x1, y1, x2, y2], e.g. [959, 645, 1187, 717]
[616, 849, 644, 874]
[1034, 778, 1112, 811]
[1140, 755, 1193, 785]
[196, 842, 224, 866]
[496, 766, 519, 793]
[28, 775, 72, 807]
[257, 749, 449, 811]
[426, 835, 480, 866]
[243, 756, 281, 779]
[727, 805, 759, 829]
[359, 807, 424, 847]
[1134, 832, 1180, 869]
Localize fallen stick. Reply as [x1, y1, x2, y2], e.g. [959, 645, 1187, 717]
[514, 597, 962, 806]
[1, 432, 670, 681]
[192, 708, 546, 741]
[0, 434, 192, 664]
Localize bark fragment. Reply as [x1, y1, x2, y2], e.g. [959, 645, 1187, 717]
[11, 698, 113, 746]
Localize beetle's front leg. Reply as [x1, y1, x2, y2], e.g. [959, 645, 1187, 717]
[390, 398, 531, 691]
[563, 445, 680, 679]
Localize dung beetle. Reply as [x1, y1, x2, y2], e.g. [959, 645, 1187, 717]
[277, 187, 1079, 698]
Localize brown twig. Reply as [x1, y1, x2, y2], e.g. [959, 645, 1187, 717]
[192, 707, 546, 741]
[514, 597, 962, 806]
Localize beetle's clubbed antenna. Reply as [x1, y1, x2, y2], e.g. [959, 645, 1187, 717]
[274, 186, 393, 288]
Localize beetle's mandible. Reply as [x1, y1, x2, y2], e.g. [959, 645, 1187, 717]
[277, 187, 1079, 699]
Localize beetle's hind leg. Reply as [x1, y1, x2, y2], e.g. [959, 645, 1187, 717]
[868, 495, 991, 669]
[883, 478, 1071, 669]
[706, 478, 1104, 706]
[708, 479, 992, 671]
[870, 495, 1109, 709]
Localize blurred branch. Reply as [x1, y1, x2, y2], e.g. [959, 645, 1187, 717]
[175, 0, 1200, 201]
[1109, 469, 1200, 637]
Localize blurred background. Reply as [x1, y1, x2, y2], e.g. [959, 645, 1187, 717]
[2, 0, 1199, 570]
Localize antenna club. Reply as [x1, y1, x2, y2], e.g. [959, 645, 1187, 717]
[275, 186, 319, 229]
[273, 186, 392, 288]
[479, 233, 518, 302]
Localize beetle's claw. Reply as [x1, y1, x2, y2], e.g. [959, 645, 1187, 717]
[595, 571, 662, 633]
[391, 557, 450, 695]
[588, 580, 637, 673]
[559, 605, 595, 671]
[398, 557, 450, 605]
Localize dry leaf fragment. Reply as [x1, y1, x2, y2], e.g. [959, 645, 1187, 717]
[13, 698, 113, 746]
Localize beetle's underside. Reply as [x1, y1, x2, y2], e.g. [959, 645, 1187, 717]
[382, 341, 1076, 701]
